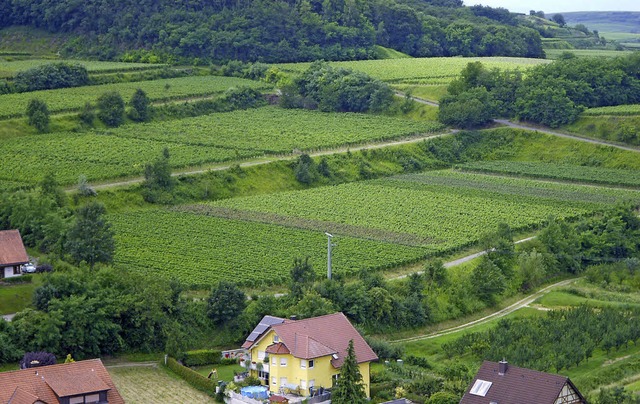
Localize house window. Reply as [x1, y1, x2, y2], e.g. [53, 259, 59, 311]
[272, 377, 276, 385]
[280, 377, 288, 387]
[300, 359, 306, 369]
[301, 379, 307, 390]
[280, 357, 287, 367]
[13, 266, 20, 275]
[309, 379, 315, 389]
[308, 359, 314, 369]
[271, 356, 276, 366]
[70, 397, 84, 404]
[85, 394, 100, 404]
[258, 370, 269, 380]
[69, 394, 101, 404]
[273, 335, 279, 342]
[257, 351, 266, 361]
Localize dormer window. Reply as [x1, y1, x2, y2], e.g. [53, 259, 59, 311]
[273, 335, 279, 343]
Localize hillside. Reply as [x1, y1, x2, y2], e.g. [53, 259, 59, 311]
[562, 11, 640, 33]
[0, 0, 544, 63]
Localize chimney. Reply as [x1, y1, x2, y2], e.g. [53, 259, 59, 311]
[498, 359, 508, 375]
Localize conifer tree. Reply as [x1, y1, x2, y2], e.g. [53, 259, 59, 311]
[332, 339, 367, 404]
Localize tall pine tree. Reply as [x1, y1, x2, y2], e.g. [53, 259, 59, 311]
[332, 339, 367, 404]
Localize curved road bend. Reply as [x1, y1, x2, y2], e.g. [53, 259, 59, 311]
[391, 278, 578, 344]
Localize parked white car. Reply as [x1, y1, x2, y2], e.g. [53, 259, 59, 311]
[21, 263, 36, 273]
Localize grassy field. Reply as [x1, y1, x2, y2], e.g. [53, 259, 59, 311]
[110, 169, 639, 286]
[0, 75, 267, 119]
[108, 365, 215, 403]
[583, 104, 640, 116]
[544, 49, 634, 59]
[562, 115, 640, 147]
[0, 276, 42, 315]
[276, 57, 549, 84]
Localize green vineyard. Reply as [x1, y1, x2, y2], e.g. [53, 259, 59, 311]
[583, 104, 640, 116]
[277, 57, 549, 84]
[0, 59, 163, 77]
[0, 75, 267, 119]
[110, 170, 640, 286]
[0, 106, 443, 185]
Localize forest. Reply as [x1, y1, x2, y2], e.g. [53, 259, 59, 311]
[0, 0, 544, 62]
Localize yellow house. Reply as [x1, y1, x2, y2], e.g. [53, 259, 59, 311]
[240, 312, 378, 398]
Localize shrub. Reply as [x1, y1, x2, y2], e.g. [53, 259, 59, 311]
[165, 357, 217, 397]
[26, 99, 50, 133]
[14, 63, 89, 92]
[183, 349, 222, 367]
[4, 275, 32, 284]
[21, 351, 57, 369]
[97, 91, 125, 127]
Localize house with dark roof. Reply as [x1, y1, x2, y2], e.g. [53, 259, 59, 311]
[0, 230, 29, 279]
[0, 358, 124, 404]
[460, 360, 586, 404]
[241, 312, 378, 398]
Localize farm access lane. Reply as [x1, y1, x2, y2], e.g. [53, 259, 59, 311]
[400, 92, 640, 153]
[390, 277, 578, 344]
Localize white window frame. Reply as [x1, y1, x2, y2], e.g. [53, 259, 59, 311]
[301, 379, 307, 389]
[300, 359, 307, 369]
[271, 356, 276, 366]
[280, 357, 287, 367]
[257, 350, 266, 361]
[273, 334, 279, 342]
[272, 376, 276, 385]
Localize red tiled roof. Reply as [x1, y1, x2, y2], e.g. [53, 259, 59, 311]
[460, 361, 586, 404]
[0, 359, 124, 404]
[269, 395, 289, 402]
[265, 342, 291, 355]
[267, 312, 378, 367]
[0, 230, 29, 267]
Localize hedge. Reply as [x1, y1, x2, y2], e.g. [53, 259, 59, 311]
[183, 349, 222, 367]
[164, 357, 218, 397]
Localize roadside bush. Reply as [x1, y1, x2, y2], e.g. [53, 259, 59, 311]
[4, 275, 32, 284]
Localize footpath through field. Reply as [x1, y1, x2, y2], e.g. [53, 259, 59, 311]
[390, 277, 578, 343]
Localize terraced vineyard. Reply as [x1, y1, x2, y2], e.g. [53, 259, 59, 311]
[276, 57, 549, 84]
[459, 161, 640, 188]
[111, 170, 640, 286]
[0, 106, 442, 185]
[0, 75, 268, 119]
[0, 59, 162, 78]
[0, 132, 256, 186]
[106, 106, 443, 153]
[583, 104, 640, 116]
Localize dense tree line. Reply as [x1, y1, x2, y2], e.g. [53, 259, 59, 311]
[439, 53, 640, 128]
[0, 0, 543, 62]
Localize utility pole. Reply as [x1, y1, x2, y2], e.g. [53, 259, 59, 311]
[325, 233, 334, 279]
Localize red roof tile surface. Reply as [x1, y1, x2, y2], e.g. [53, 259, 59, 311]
[256, 312, 377, 368]
[0, 359, 124, 404]
[0, 230, 29, 267]
[460, 360, 586, 404]
[265, 342, 291, 355]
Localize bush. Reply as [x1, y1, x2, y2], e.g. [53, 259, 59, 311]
[21, 351, 57, 368]
[165, 357, 217, 397]
[26, 99, 50, 133]
[4, 275, 32, 284]
[128, 88, 152, 122]
[183, 349, 222, 367]
[97, 91, 125, 127]
[36, 264, 53, 273]
[78, 102, 95, 127]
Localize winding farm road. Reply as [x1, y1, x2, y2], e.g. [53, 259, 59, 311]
[391, 277, 578, 344]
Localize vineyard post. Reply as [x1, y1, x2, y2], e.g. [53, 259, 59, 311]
[325, 232, 334, 279]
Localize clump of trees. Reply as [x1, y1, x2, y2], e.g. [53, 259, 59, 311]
[97, 91, 125, 127]
[282, 62, 393, 113]
[439, 54, 640, 128]
[142, 147, 175, 203]
[14, 63, 89, 93]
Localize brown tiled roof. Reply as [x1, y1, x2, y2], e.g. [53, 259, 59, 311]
[0, 230, 29, 267]
[265, 342, 291, 355]
[269, 395, 289, 402]
[460, 361, 586, 404]
[0, 359, 124, 404]
[265, 312, 378, 367]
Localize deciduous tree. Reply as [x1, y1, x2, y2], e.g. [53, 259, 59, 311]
[65, 202, 115, 269]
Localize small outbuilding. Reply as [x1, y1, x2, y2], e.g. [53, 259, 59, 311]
[0, 230, 29, 279]
[460, 360, 586, 404]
